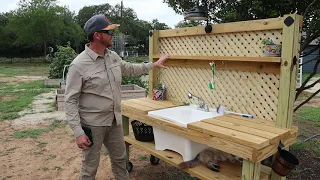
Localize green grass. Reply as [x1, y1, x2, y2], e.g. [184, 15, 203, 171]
[302, 72, 320, 82]
[12, 120, 66, 139]
[39, 167, 49, 171]
[294, 107, 320, 123]
[291, 138, 320, 156]
[45, 154, 56, 161]
[48, 120, 66, 131]
[137, 155, 148, 161]
[0, 80, 52, 120]
[13, 128, 49, 139]
[0, 63, 49, 77]
[292, 105, 320, 157]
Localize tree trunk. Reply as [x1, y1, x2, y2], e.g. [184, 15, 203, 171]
[43, 41, 47, 57]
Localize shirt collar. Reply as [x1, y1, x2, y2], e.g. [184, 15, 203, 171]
[85, 44, 110, 61]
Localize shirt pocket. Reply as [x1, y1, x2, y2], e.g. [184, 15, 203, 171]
[109, 63, 122, 83]
[84, 67, 109, 93]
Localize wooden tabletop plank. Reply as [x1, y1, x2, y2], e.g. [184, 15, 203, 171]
[121, 101, 153, 112]
[217, 115, 290, 136]
[127, 97, 181, 108]
[127, 98, 168, 109]
[188, 121, 269, 149]
[201, 117, 279, 140]
[224, 114, 277, 126]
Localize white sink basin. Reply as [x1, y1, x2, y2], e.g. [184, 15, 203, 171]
[148, 105, 221, 127]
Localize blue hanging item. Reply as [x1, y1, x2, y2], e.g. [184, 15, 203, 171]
[209, 62, 215, 90]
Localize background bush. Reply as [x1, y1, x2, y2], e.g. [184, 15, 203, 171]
[49, 43, 77, 79]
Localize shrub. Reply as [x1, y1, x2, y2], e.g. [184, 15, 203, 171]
[49, 43, 77, 79]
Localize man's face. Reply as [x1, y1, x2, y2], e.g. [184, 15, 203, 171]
[95, 29, 114, 48]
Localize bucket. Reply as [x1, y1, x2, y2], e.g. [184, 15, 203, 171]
[271, 149, 299, 176]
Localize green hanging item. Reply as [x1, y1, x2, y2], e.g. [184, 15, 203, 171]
[209, 62, 216, 90]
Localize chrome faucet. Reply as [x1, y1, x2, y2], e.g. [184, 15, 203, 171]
[187, 92, 209, 112]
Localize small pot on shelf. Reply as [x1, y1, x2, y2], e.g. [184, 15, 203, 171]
[261, 38, 282, 57]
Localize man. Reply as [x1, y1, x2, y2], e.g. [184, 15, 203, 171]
[65, 14, 169, 180]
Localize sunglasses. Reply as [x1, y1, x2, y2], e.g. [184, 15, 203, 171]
[99, 29, 114, 35]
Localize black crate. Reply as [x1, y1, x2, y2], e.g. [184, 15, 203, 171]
[131, 120, 154, 142]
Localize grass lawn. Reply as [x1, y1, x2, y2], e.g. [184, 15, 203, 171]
[302, 72, 320, 82]
[0, 63, 50, 77]
[0, 63, 53, 120]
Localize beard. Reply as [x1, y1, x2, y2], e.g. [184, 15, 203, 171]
[100, 35, 112, 48]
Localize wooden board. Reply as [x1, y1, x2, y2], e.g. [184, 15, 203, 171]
[188, 115, 291, 150]
[158, 17, 285, 38]
[188, 121, 270, 149]
[121, 98, 181, 113]
[124, 133, 271, 180]
[153, 54, 281, 63]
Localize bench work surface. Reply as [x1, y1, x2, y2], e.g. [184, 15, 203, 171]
[121, 98, 298, 163]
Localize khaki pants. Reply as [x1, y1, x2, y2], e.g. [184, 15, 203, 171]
[80, 120, 129, 180]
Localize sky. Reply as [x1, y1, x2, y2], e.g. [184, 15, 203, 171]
[0, 0, 184, 28]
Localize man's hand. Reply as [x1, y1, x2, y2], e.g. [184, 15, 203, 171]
[76, 134, 91, 150]
[153, 55, 170, 68]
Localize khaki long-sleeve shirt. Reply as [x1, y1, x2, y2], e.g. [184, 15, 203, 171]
[65, 45, 153, 137]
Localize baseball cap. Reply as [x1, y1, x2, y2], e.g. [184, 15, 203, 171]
[84, 14, 120, 35]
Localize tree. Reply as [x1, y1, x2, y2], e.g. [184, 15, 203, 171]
[150, 19, 171, 30]
[7, 0, 82, 56]
[164, 0, 320, 111]
[76, 3, 170, 54]
[175, 20, 202, 28]
[76, 3, 113, 29]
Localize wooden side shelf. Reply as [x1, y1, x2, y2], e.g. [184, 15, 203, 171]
[153, 54, 281, 63]
[124, 133, 271, 180]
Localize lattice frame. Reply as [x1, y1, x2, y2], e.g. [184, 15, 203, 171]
[159, 30, 282, 57]
[153, 29, 283, 121]
[158, 67, 280, 121]
[149, 15, 302, 122]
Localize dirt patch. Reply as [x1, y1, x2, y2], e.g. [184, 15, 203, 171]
[0, 76, 46, 85]
[287, 149, 320, 180]
[0, 121, 192, 180]
[11, 91, 65, 126]
[0, 95, 18, 102]
[0, 84, 192, 179]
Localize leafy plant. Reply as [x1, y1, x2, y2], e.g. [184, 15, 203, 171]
[261, 38, 275, 45]
[48, 43, 77, 79]
[153, 83, 165, 90]
[261, 38, 276, 49]
[122, 76, 147, 89]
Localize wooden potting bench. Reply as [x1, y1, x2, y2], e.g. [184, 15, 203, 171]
[122, 14, 302, 180]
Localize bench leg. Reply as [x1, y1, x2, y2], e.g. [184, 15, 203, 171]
[122, 116, 130, 163]
[242, 160, 261, 180]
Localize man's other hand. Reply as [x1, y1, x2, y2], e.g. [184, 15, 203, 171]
[76, 134, 91, 150]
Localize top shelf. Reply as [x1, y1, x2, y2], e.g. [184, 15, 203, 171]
[153, 54, 281, 63]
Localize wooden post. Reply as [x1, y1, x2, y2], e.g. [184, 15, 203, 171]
[122, 116, 130, 162]
[271, 14, 302, 180]
[242, 160, 261, 180]
[148, 30, 160, 97]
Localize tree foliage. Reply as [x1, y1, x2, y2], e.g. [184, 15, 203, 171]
[165, 0, 320, 51]
[76, 3, 170, 54]
[175, 20, 202, 28]
[49, 43, 77, 79]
